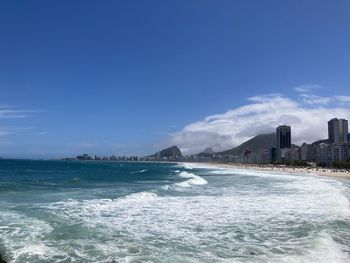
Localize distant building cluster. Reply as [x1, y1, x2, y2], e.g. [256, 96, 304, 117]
[188, 118, 350, 167]
[229, 118, 349, 166]
[312, 118, 349, 166]
[65, 117, 350, 168]
[141, 155, 183, 162]
[71, 153, 184, 162]
[67, 154, 139, 162]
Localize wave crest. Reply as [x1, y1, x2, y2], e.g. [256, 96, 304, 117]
[175, 171, 208, 188]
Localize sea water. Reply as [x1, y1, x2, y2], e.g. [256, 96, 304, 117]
[0, 159, 349, 262]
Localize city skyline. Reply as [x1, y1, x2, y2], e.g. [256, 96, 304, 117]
[67, 117, 349, 165]
[1, 90, 350, 159]
[1, 1, 350, 158]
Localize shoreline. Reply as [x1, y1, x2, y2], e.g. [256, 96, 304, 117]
[181, 162, 350, 179]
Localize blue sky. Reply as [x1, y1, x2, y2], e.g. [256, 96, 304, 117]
[1, 1, 350, 158]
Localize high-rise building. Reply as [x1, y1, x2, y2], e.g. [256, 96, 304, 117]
[332, 145, 349, 162]
[269, 147, 277, 163]
[316, 142, 332, 165]
[276, 125, 291, 160]
[328, 119, 338, 144]
[328, 118, 348, 144]
[277, 125, 291, 149]
[301, 143, 313, 161]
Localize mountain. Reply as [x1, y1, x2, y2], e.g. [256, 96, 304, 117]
[218, 133, 276, 156]
[197, 147, 215, 157]
[311, 139, 329, 146]
[201, 147, 214, 154]
[152, 146, 183, 158]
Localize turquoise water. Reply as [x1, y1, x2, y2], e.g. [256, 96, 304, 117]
[0, 159, 349, 262]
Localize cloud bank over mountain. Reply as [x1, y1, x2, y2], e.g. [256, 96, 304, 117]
[170, 87, 350, 154]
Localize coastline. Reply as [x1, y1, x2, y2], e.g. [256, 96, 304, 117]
[0, 160, 349, 262]
[181, 162, 350, 179]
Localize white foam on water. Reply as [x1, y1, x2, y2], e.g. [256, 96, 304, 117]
[2, 166, 350, 262]
[272, 176, 350, 219]
[44, 170, 350, 262]
[14, 244, 67, 260]
[205, 167, 350, 217]
[130, 169, 148, 174]
[48, 191, 159, 220]
[208, 167, 300, 179]
[271, 233, 349, 263]
[176, 163, 193, 169]
[178, 163, 306, 182]
[174, 171, 208, 188]
[0, 210, 70, 262]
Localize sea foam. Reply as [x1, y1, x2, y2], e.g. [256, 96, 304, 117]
[1, 161, 349, 263]
[175, 171, 208, 188]
[130, 169, 148, 174]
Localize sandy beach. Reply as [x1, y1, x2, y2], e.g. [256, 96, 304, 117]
[182, 162, 350, 179]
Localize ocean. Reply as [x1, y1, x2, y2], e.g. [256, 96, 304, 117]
[0, 159, 349, 263]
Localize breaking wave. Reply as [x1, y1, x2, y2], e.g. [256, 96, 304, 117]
[1, 161, 349, 262]
[175, 171, 208, 187]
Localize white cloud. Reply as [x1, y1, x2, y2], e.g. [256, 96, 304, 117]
[169, 92, 350, 154]
[0, 130, 12, 136]
[292, 84, 331, 105]
[0, 106, 38, 139]
[0, 126, 33, 137]
[334, 95, 350, 104]
[35, 131, 48, 135]
[299, 94, 331, 105]
[293, 84, 322, 93]
[0, 106, 38, 119]
[247, 94, 282, 103]
[293, 86, 350, 106]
